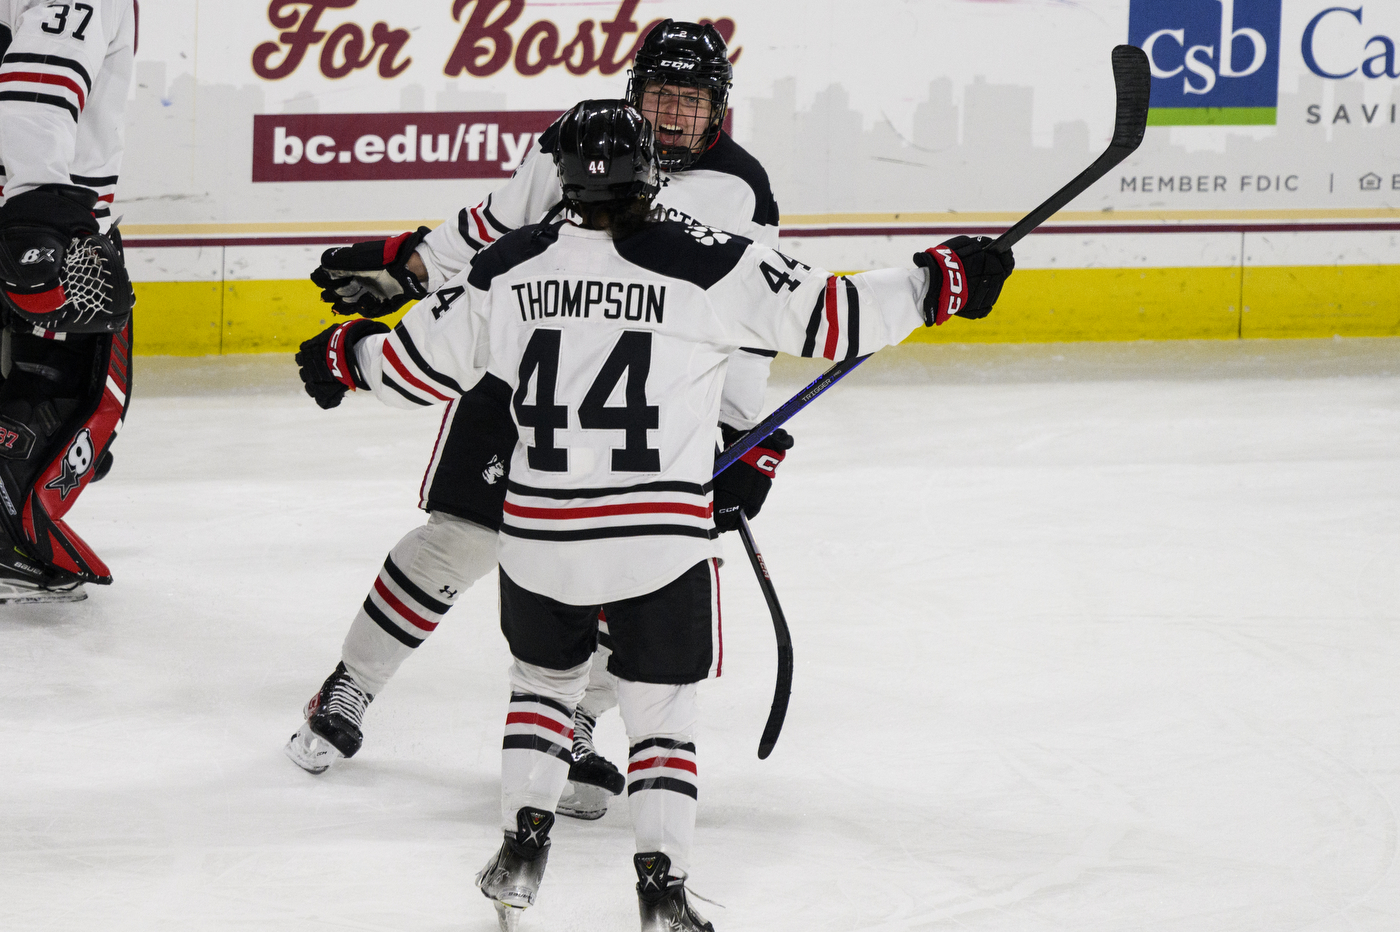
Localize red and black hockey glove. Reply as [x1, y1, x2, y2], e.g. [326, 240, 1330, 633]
[0, 185, 100, 322]
[914, 235, 1016, 325]
[295, 319, 389, 409]
[713, 425, 794, 533]
[310, 227, 431, 318]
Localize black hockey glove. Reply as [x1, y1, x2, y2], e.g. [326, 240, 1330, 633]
[713, 425, 794, 533]
[914, 235, 1016, 326]
[310, 227, 431, 318]
[295, 319, 389, 409]
[0, 185, 100, 322]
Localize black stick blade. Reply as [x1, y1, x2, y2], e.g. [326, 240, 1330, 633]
[1110, 44, 1152, 152]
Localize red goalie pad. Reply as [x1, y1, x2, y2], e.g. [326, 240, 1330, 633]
[19, 322, 132, 583]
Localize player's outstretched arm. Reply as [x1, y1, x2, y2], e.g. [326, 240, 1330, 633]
[716, 239, 1016, 362]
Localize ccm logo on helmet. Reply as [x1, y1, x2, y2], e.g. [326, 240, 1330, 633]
[658, 59, 696, 70]
[587, 160, 607, 174]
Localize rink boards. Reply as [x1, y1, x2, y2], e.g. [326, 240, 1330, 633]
[121, 211, 1400, 355]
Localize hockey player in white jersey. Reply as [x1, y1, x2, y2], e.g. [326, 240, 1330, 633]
[0, 0, 135, 603]
[294, 100, 1014, 932]
[287, 21, 791, 818]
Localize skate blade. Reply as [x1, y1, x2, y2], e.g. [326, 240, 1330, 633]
[492, 900, 523, 932]
[555, 781, 610, 820]
[284, 722, 342, 775]
[0, 587, 87, 604]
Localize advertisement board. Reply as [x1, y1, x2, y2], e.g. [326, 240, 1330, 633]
[121, 0, 1400, 353]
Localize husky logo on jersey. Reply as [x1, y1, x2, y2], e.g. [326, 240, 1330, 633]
[481, 454, 506, 485]
[588, 160, 607, 175]
[44, 428, 95, 500]
[685, 223, 732, 246]
[19, 248, 55, 266]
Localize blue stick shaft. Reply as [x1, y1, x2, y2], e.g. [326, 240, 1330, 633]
[713, 353, 871, 476]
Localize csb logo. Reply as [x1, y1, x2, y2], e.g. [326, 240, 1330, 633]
[1129, 0, 1282, 126]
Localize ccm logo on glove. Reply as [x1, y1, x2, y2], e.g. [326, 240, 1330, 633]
[914, 235, 1016, 326]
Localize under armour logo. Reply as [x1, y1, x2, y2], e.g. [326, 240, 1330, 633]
[19, 247, 55, 266]
[438, 584, 457, 599]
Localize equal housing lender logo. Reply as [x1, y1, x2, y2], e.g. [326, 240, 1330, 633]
[1129, 0, 1282, 126]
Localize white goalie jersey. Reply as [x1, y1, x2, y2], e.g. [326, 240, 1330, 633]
[415, 123, 782, 430]
[356, 219, 929, 605]
[0, 0, 136, 223]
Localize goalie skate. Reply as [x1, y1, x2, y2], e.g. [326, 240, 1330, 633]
[0, 563, 86, 604]
[476, 808, 554, 931]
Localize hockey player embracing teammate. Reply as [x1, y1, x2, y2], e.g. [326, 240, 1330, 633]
[295, 100, 1014, 931]
[0, 0, 136, 603]
[287, 20, 790, 823]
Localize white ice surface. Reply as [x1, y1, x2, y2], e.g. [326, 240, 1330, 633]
[1, 341, 1398, 932]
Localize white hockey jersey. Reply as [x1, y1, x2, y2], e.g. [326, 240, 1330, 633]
[416, 124, 782, 430]
[0, 0, 135, 222]
[356, 219, 928, 605]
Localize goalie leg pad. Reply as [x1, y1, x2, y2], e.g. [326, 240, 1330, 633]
[0, 320, 131, 583]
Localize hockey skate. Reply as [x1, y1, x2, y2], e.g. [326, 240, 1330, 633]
[0, 557, 86, 604]
[476, 807, 554, 932]
[556, 710, 626, 820]
[636, 852, 714, 932]
[283, 662, 374, 775]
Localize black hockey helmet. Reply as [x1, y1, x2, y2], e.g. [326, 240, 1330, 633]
[626, 20, 732, 170]
[553, 99, 660, 206]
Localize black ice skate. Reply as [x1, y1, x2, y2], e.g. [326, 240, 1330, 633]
[283, 662, 374, 775]
[556, 709, 626, 820]
[0, 549, 86, 604]
[476, 807, 555, 932]
[635, 852, 714, 932]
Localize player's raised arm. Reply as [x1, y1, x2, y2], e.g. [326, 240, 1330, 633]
[414, 123, 565, 291]
[712, 236, 1016, 361]
[310, 121, 566, 317]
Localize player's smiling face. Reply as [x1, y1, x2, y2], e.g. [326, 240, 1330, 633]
[638, 81, 713, 155]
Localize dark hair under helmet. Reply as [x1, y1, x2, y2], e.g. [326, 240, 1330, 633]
[626, 20, 733, 170]
[553, 99, 660, 205]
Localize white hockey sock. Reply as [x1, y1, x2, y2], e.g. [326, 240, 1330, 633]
[577, 636, 619, 722]
[501, 659, 589, 832]
[619, 680, 699, 877]
[341, 513, 497, 695]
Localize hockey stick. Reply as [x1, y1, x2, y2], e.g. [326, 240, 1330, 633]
[716, 45, 1150, 759]
[736, 514, 792, 760]
[716, 45, 1150, 475]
